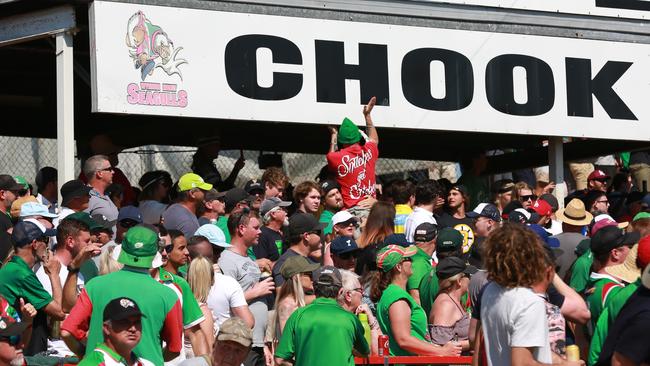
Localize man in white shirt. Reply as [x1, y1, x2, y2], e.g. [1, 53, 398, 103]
[404, 179, 443, 242]
[53, 180, 91, 228]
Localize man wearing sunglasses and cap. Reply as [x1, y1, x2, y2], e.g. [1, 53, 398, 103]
[77, 297, 153, 366]
[0, 174, 24, 233]
[163, 173, 213, 239]
[0, 313, 31, 366]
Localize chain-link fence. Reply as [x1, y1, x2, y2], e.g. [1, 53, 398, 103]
[0, 136, 459, 190]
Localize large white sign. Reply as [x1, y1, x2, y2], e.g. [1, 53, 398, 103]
[418, 0, 650, 20]
[90, 1, 650, 141]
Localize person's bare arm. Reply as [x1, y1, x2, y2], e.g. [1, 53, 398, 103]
[61, 330, 85, 357]
[244, 277, 274, 302]
[63, 243, 101, 313]
[43, 254, 65, 320]
[408, 289, 421, 305]
[231, 305, 255, 329]
[327, 126, 338, 153]
[389, 300, 461, 356]
[18, 298, 36, 347]
[611, 351, 638, 366]
[275, 357, 294, 366]
[186, 323, 209, 357]
[511, 347, 585, 366]
[363, 96, 378, 144]
[198, 305, 215, 348]
[552, 274, 590, 325]
[276, 300, 298, 334]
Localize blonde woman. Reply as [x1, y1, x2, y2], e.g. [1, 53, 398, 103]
[430, 257, 477, 352]
[187, 256, 216, 350]
[274, 255, 319, 336]
[98, 245, 122, 275]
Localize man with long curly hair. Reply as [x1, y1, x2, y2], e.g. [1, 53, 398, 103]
[479, 224, 584, 366]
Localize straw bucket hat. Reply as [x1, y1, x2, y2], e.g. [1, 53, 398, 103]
[556, 198, 593, 226]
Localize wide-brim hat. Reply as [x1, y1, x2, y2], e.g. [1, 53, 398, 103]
[606, 244, 641, 284]
[112, 244, 164, 269]
[556, 198, 593, 226]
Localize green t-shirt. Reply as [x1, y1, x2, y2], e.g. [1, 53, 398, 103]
[79, 268, 181, 365]
[78, 343, 154, 366]
[158, 267, 204, 328]
[586, 273, 624, 331]
[377, 284, 429, 356]
[407, 247, 432, 291]
[275, 297, 369, 366]
[319, 209, 335, 236]
[588, 279, 640, 366]
[216, 216, 231, 243]
[0, 256, 52, 310]
[570, 250, 593, 294]
[419, 267, 439, 320]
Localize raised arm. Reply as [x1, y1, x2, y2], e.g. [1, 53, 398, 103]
[363, 96, 378, 144]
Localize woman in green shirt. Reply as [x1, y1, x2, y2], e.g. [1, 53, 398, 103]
[371, 245, 462, 356]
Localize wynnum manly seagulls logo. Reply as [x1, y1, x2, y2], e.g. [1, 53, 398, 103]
[125, 11, 188, 107]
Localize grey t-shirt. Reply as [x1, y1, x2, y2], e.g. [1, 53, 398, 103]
[139, 200, 168, 225]
[162, 203, 200, 238]
[550, 232, 587, 280]
[218, 249, 267, 347]
[86, 190, 119, 223]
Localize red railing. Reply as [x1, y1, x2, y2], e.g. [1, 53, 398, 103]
[355, 355, 472, 365]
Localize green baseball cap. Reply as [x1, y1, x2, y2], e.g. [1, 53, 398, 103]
[633, 212, 650, 222]
[376, 245, 417, 272]
[13, 176, 29, 190]
[337, 117, 361, 145]
[117, 226, 160, 268]
[280, 255, 320, 280]
[436, 228, 464, 253]
[178, 173, 213, 192]
[63, 212, 103, 232]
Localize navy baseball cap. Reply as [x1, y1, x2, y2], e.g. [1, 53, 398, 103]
[466, 203, 501, 222]
[330, 236, 359, 256]
[118, 206, 142, 224]
[12, 221, 48, 247]
[381, 233, 412, 248]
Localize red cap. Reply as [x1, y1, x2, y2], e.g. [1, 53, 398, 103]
[588, 170, 610, 181]
[638, 235, 650, 269]
[531, 199, 552, 217]
[591, 218, 618, 236]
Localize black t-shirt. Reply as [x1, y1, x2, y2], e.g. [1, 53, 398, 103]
[253, 226, 283, 262]
[0, 213, 12, 233]
[596, 286, 650, 366]
[271, 249, 318, 288]
[355, 242, 383, 276]
[437, 212, 476, 255]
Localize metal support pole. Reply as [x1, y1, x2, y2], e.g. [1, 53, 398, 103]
[56, 31, 75, 205]
[548, 136, 566, 208]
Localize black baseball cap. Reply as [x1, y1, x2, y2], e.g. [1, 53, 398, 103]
[288, 213, 326, 237]
[466, 203, 501, 222]
[60, 180, 91, 207]
[0, 316, 29, 338]
[312, 266, 342, 287]
[381, 233, 412, 248]
[103, 297, 144, 322]
[590, 226, 640, 255]
[413, 223, 437, 243]
[436, 257, 477, 280]
[0, 175, 24, 191]
[225, 188, 250, 209]
[330, 236, 359, 256]
[320, 180, 340, 196]
[244, 179, 264, 194]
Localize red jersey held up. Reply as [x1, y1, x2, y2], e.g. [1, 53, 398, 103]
[327, 141, 378, 208]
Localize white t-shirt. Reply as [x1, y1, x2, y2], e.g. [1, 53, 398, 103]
[480, 283, 552, 366]
[34, 260, 85, 295]
[404, 207, 437, 243]
[206, 272, 247, 332]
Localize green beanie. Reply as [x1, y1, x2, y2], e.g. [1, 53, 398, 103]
[337, 117, 361, 145]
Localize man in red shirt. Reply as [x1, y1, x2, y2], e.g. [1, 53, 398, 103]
[326, 97, 379, 216]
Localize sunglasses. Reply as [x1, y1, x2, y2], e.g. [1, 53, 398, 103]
[350, 287, 364, 294]
[520, 194, 537, 201]
[98, 167, 114, 173]
[401, 257, 412, 263]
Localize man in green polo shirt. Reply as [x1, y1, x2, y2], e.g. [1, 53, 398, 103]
[585, 225, 639, 331]
[275, 266, 369, 366]
[588, 236, 650, 365]
[155, 231, 208, 363]
[62, 226, 183, 365]
[78, 297, 154, 366]
[0, 221, 65, 355]
[419, 228, 464, 318]
[408, 223, 436, 305]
